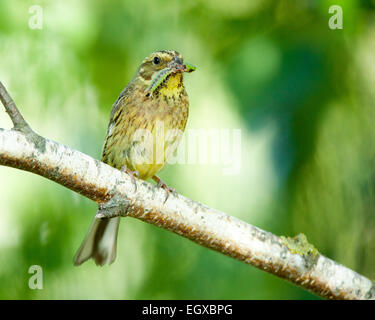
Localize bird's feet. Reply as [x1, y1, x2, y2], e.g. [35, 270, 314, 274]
[152, 175, 176, 203]
[121, 166, 140, 192]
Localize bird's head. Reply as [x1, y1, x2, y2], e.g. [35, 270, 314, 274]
[135, 50, 195, 95]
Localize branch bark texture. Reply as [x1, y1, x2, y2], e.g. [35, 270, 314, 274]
[0, 81, 374, 300]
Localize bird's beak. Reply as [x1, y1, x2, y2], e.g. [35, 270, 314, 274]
[169, 57, 196, 73]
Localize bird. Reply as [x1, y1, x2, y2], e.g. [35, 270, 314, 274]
[73, 50, 195, 266]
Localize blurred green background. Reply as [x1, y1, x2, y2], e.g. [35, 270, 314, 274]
[1, 0, 375, 299]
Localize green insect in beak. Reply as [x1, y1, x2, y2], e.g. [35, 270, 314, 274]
[146, 63, 196, 96]
[184, 62, 196, 73]
[147, 68, 174, 95]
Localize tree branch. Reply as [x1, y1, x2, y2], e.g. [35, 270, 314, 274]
[0, 82, 32, 132]
[0, 81, 374, 300]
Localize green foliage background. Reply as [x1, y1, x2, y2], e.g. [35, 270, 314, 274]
[1, 0, 375, 299]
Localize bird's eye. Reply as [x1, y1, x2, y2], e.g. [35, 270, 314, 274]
[153, 56, 161, 65]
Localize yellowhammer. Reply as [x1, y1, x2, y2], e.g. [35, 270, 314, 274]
[74, 50, 195, 266]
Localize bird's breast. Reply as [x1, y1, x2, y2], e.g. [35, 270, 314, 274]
[158, 73, 184, 98]
[102, 80, 189, 180]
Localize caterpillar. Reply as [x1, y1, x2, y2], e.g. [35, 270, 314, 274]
[146, 67, 174, 96]
[184, 62, 196, 73]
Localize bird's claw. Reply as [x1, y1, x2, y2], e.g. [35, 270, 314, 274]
[121, 166, 140, 192]
[152, 176, 177, 203]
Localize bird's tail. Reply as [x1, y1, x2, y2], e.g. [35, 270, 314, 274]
[73, 214, 120, 266]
